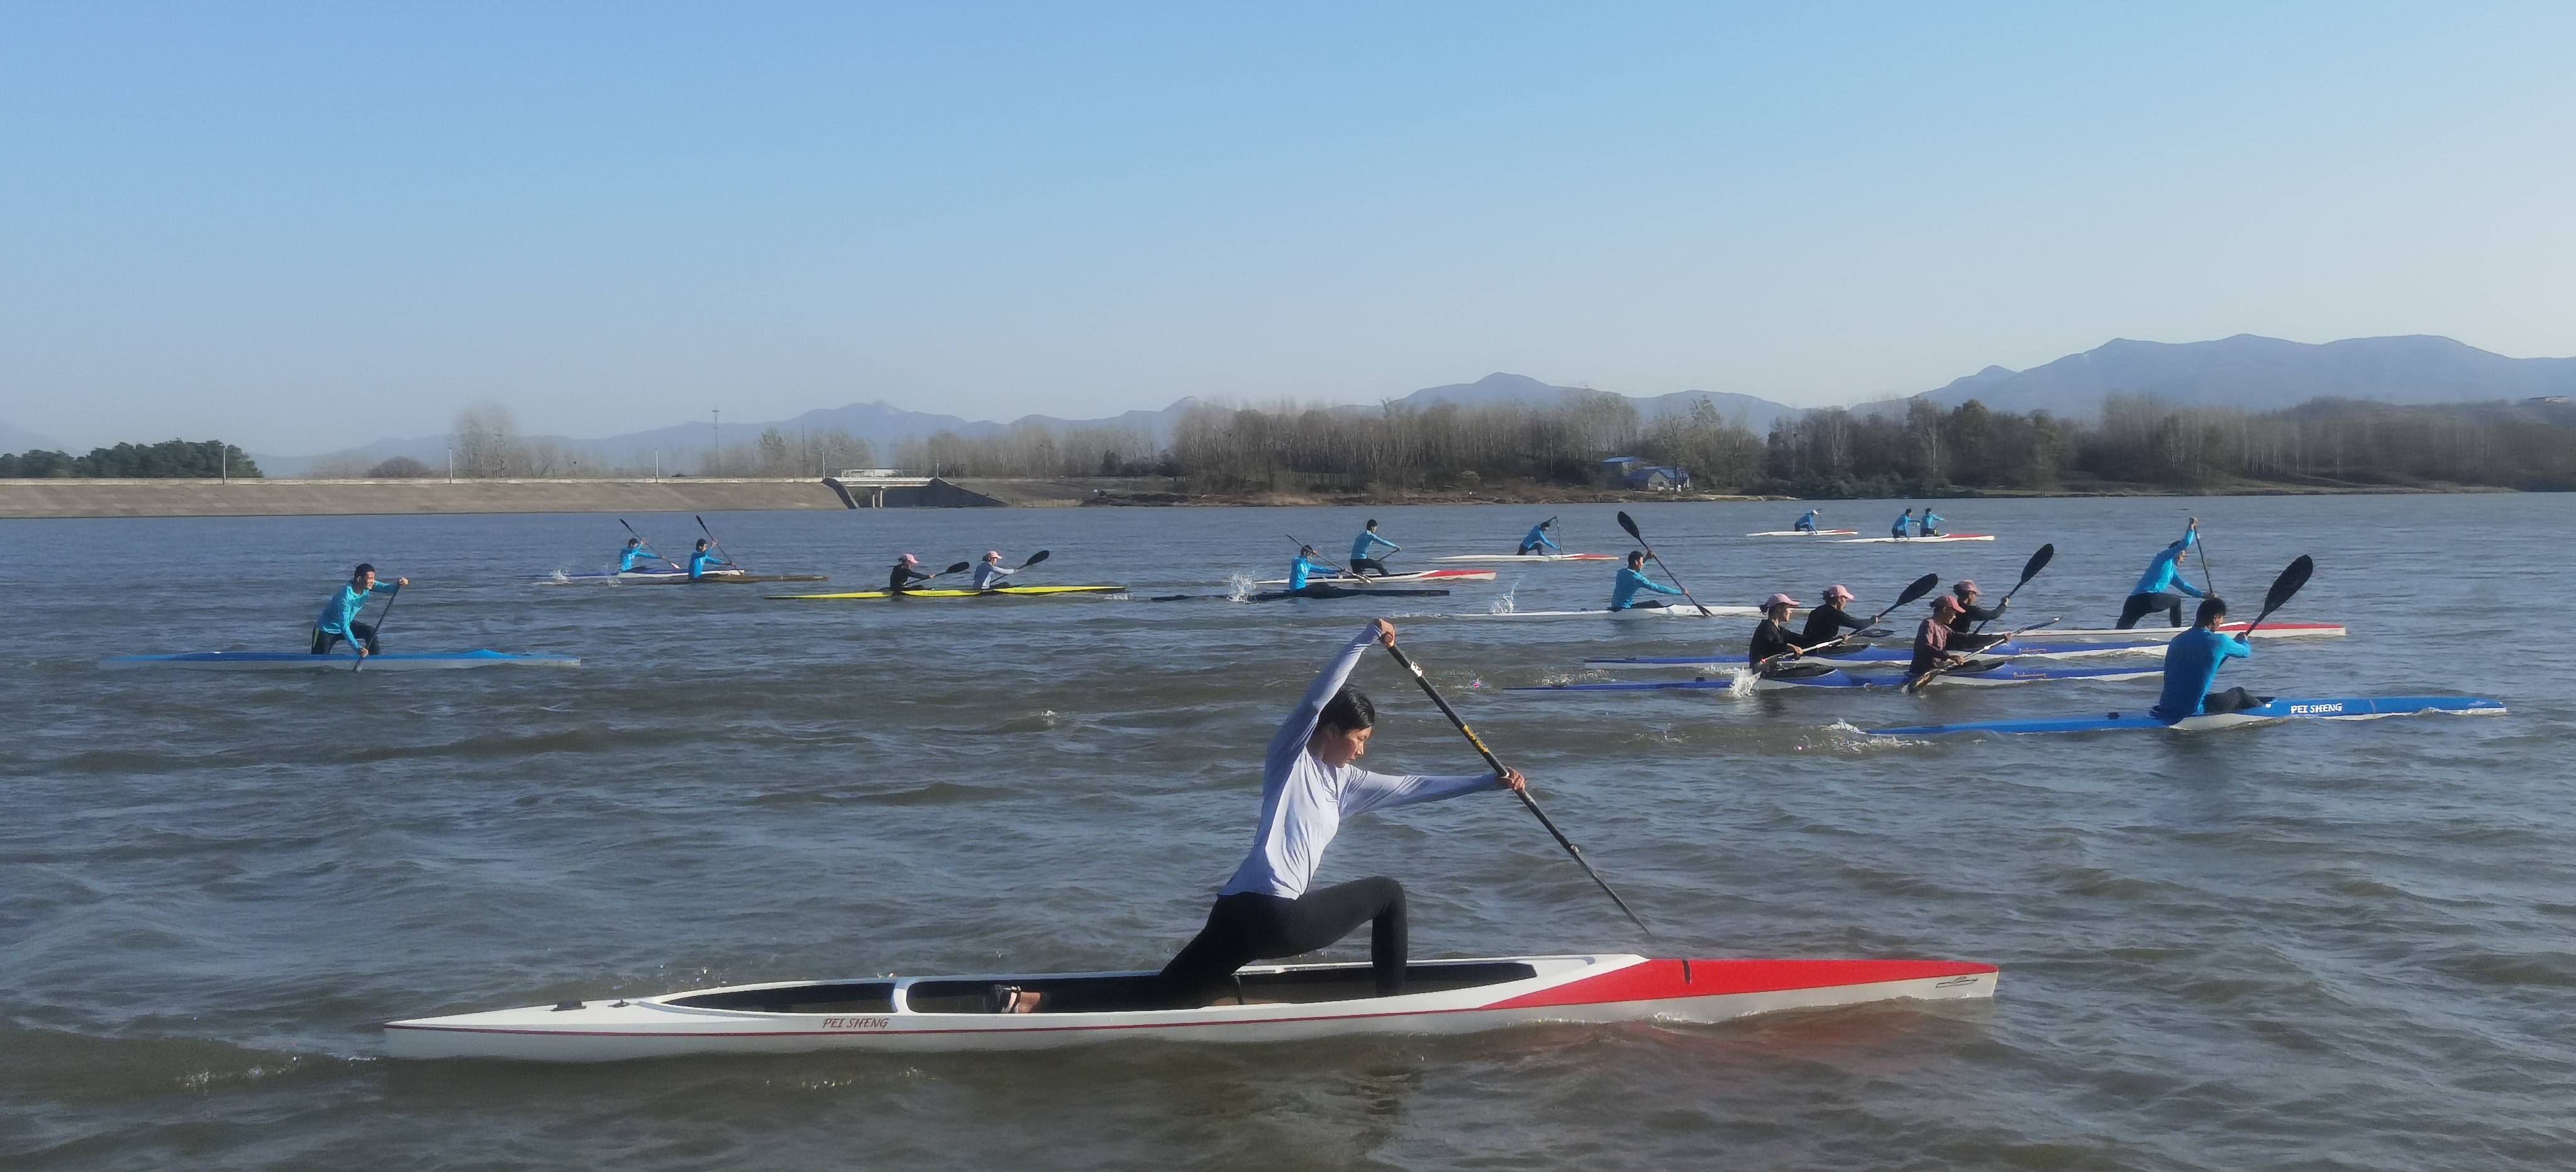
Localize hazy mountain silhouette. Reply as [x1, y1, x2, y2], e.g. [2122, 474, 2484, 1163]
[1917, 334, 2576, 415]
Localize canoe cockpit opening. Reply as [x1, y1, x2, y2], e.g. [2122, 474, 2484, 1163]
[905, 960, 1543, 1015]
[664, 981, 895, 1014]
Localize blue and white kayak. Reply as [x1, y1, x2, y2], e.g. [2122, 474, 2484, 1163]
[1584, 639, 2161, 670]
[100, 650, 581, 672]
[535, 569, 826, 585]
[1866, 695, 2507, 737]
[1516, 661, 2160, 693]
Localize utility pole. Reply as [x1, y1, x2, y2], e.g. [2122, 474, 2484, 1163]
[447, 446, 455, 482]
[712, 409, 721, 477]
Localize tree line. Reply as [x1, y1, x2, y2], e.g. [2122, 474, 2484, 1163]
[0, 440, 260, 478]
[875, 394, 2576, 495]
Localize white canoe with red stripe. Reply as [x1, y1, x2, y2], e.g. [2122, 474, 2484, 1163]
[381, 953, 1997, 1061]
[1251, 568, 1500, 587]
[2013, 620, 2347, 640]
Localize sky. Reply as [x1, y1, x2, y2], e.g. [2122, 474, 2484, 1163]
[4, 2, 2573, 454]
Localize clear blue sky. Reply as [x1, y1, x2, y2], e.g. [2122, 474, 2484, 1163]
[4, 2, 2571, 453]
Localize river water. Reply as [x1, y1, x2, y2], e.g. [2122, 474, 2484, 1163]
[4, 495, 2568, 1169]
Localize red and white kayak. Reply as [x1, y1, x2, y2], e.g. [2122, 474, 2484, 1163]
[1252, 568, 1499, 587]
[1831, 533, 1997, 544]
[2013, 620, 2347, 641]
[1745, 529, 1859, 537]
[1426, 553, 1620, 563]
[382, 953, 1997, 1061]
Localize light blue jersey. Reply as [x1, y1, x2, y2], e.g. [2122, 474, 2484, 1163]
[1609, 567, 1684, 610]
[2152, 626, 2250, 719]
[1352, 530, 1398, 563]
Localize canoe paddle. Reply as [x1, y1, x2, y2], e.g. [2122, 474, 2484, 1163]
[618, 518, 677, 570]
[694, 515, 738, 570]
[2238, 555, 2313, 641]
[1614, 511, 1712, 617]
[352, 582, 399, 673]
[1762, 572, 1939, 669]
[2189, 517, 2220, 598]
[913, 560, 979, 584]
[1379, 639, 1654, 939]
[1287, 534, 1357, 578]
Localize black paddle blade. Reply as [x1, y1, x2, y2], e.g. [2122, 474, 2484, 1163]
[1616, 511, 1642, 541]
[2018, 543, 2056, 585]
[1894, 572, 1939, 607]
[2262, 555, 2314, 616]
[1021, 550, 1050, 568]
[943, 561, 972, 575]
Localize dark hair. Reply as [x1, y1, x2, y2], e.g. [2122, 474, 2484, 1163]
[626, 536, 641, 545]
[695, 538, 711, 548]
[1365, 519, 1378, 528]
[1627, 550, 1646, 566]
[2196, 597, 2229, 626]
[353, 563, 375, 577]
[1319, 686, 1375, 733]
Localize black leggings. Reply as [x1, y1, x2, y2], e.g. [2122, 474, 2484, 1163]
[1350, 557, 1388, 576]
[1154, 879, 1408, 1007]
[2117, 592, 2185, 629]
[2202, 687, 2262, 714]
[311, 622, 378, 655]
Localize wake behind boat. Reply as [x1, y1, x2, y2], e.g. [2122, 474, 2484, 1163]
[382, 953, 1997, 1060]
[100, 650, 580, 671]
[1867, 695, 2507, 736]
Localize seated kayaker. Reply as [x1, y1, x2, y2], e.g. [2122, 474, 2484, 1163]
[618, 537, 672, 573]
[1905, 595, 1968, 683]
[311, 563, 407, 656]
[1919, 507, 1945, 537]
[886, 553, 933, 594]
[1288, 545, 1334, 594]
[1350, 521, 1399, 576]
[1800, 583, 1872, 646]
[1793, 509, 1821, 533]
[970, 550, 1014, 592]
[1943, 580, 2007, 650]
[1890, 509, 1915, 539]
[1124, 619, 1522, 1010]
[1607, 551, 1684, 611]
[1748, 594, 1816, 666]
[2150, 598, 2260, 721]
[686, 538, 735, 581]
[1516, 518, 1561, 556]
[2118, 528, 2204, 629]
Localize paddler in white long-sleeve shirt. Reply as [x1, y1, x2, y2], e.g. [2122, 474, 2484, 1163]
[1008, 620, 1524, 1013]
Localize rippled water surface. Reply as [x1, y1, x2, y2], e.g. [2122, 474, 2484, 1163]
[5, 495, 2570, 1169]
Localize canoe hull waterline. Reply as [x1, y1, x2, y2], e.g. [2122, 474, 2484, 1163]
[538, 571, 828, 585]
[767, 585, 1128, 601]
[1251, 568, 1499, 586]
[1867, 695, 2507, 737]
[99, 651, 580, 671]
[382, 953, 1997, 1061]
[1425, 553, 1619, 563]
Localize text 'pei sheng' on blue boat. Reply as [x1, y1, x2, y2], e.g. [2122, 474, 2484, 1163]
[99, 651, 581, 672]
[1864, 695, 2507, 737]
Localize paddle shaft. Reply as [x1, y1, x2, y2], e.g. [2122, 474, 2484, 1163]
[2238, 555, 2313, 641]
[2190, 519, 2219, 597]
[1380, 642, 1653, 939]
[351, 583, 399, 673]
[618, 518, 672, 565]
[1764, 573, 1939, 668]
[1969, 543, 2055, 636]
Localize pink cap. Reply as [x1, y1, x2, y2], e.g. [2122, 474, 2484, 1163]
[901, 553, 919, 565]
[1823, 584, 1853, 600]
[985, 550, 1001, 560]
[1764, 592, 1799, 608]
[1933, 595, 1963, 613]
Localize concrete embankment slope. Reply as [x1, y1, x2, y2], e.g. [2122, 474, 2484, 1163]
[0, 478, 850, 519]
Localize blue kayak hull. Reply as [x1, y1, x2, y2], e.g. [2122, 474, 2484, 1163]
[1516, 663, 2158, 693]
[100, 651, 581, 671]
[1867, 695, 2508, 736]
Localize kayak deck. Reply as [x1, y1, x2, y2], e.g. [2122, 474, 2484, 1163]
[1745, 529, 1860, 537]
[2014, 621, 2346, 640]
[1516, 661, 2159, 693]
[1585, 639, 2161, 670]
[1426, 553, 1618, 563]
[1440, 604, 1763, 620]
[540, 570, 828, 585]
[767, 585, 1127, 600]
[1832, 534, 1997, 544]
[1867, 695, 2507, 736]
[383, 953, 1997, 1060]
[1252, 568, 1498, 586]
[99, 650, 580, 671]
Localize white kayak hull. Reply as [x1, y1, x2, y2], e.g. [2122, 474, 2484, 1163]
[1744, 529, 1858, 537]
[1441, 604, 1763, 620]
[383, 953, 1997, 1061]
[1832, 534, 1997, 544]
[2012, 621, 2346, 641]
[1425, 553, 1619, 563]
[1250, 569, 1499, 587]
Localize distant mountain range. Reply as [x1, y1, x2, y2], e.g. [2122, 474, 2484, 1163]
[234, 333, 2576, 476]
[0, 420, 60, 453]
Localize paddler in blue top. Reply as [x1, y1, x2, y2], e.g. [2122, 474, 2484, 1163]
[312, 563, 407, 656]
[1516, 517, 1561, 556]
[1890, 508, 1914, 538]
[2118, 523, 2205, 629]
[1607, 551, 1684, 611]
[1288, 545, 1331, 592]
[1349, 520, 1399, 577]
[1792, 509, 1821, 533]
[618, 536, 671, 573]
[1918, 507, 1945, 537]
[686, 538, 735, 581]
[970, 550, 1015, 592]
[2150, 598, 2259, 721]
